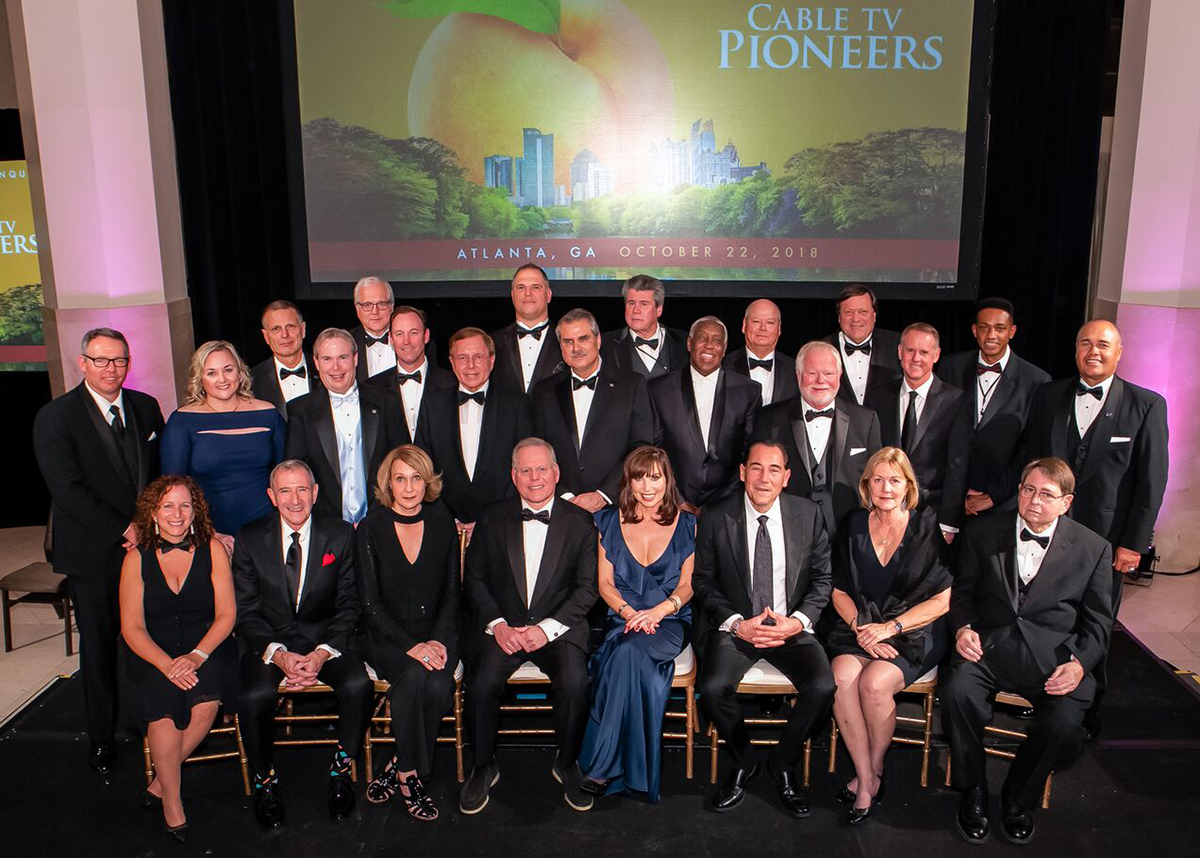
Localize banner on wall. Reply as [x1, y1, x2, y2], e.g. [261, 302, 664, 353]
[292, 1, 984, 293]
[0, 159, 45, 370]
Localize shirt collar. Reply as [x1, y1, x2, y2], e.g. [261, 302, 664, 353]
[459, 380, 490, 396]
[522, 497, 555, 516]
[747, 348, 776, 362]
[839, 331, 872, 349]
[571, 358, 602, 383]
[902, 374, 936, 400]
[399, 358, 428, 378]
[517, 317, 549, 332]
[329, 383, 359, 402]
[631, 323, 661, 342]
[978, 347, 1011, 370]
[1079, 374, 1115, 395]
[690, 365, 720, 387]
[84, 381, 124, 415]
[273, 355, 306, 374]
[800, 396, 835, 413]
[744, 492, 782, 525]
[1017, 513, 1058, 544]
[281, 514, 313, 545]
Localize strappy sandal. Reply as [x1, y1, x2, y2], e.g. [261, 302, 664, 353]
[366, 760, 400, 804]
[399, 774, 439, 821]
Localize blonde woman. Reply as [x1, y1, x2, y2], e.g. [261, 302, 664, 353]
[161, 340, 283, 552]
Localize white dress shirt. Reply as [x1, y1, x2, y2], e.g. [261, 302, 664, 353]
[1075, 374, 1114, 437]
[631, 324, 664, 374]
[397, 359, 429, 439]
[719, 495, 813, 632]
[363, 330, 396, 378]
[1015, 514, 1059, 586]
[838, 332, 873, 404]
[85, 381, 125, 427]
[746, 350, 776, 405]
[799, 397, 834, 464]
[570, 362, 601, 448]
[264, 515, 340, 663]
[974, 347, 1010, 424]
[516, 319, 550, 392]
[690, 365, 719, 450]
[274, 355, 311, 403]
[485, 499, 569, 641]
[329, 385, 366, 523]
[458, 381, 487, 480]
[898, 374, 936, 436]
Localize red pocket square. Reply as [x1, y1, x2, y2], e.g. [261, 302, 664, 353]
[322, 553, 336, 567]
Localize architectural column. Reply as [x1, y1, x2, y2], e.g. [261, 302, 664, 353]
[6, 0, 191, 407]
[1095, 0, 1200, 570]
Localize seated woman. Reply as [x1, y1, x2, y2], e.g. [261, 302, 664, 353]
[118, 475, 239, 842]
[578, 446, 694, 803]
[826, 446, 951, 824]
[161, 340, 284, 553]
[358, 445, 459, 821]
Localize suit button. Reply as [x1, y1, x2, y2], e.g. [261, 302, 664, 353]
[815, 499, 824, 505]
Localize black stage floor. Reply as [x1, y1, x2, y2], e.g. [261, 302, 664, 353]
[3, 628, 1198, 857]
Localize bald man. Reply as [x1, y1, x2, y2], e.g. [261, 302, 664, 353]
[723, 299, 799, 406]
[1020, 319, 1168, 736]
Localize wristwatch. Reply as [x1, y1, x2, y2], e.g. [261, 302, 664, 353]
[893, 620, 904, 634]
[729, 619, 743, 638]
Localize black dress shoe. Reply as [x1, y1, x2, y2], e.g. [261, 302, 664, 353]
[88, 742, 114, 774]
[1001, 790, 1035, 844]
[711, 760, 760, 812]
[955, 784, 990, 845]
[459, 760, 499, 815]
[254, 782, 285, 829]
[551, 756, 594, 812]
[1084, 710, 1102, 742]
[328, 772, 356, 820]
[769, 758, 810, 817]
[579, 776, 609, 796]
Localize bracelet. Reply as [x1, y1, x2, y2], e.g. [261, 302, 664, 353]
[190, 648, 209, 661]
[668, 596, 682, 614]
[617, 603, 631, 618]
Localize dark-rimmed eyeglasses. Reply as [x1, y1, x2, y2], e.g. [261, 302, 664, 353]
[1017, 484, 1065, 503]
[81, 354, 129, 368]
[356, 301, 394, 312]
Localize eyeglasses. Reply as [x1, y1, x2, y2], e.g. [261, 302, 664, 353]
[1018, 484, 1066, 503]
[356, 301, 393, 312]
[515, 466, 554, 478]
[81, 354, 130, 368]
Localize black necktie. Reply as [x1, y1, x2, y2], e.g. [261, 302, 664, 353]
[109, 404, 137, 482]
[364, 332, 389, 347]
[521, 508, 551, 525]
[284, 531, 302, 609]
[748, 357, 773, 371]
[900, 390, 919, 452]
[457, 389, 486, 406]
[805, 408, 833, 422]
[751, 514, 774, 616]
[280, 365, 307, 380]
[844, 340, 871, 356]
[109, 404, 125, 435]
[396, 370, 422, 385]
[158, 537, 192, 554]
[1076, 382, 1103, 400]
[1020, 528, 1050, 549]
[635, 336, 659, 350]
[976, 363, 1001, 376]
[572, 375, 598, 391]
[517, 322, 548, 340]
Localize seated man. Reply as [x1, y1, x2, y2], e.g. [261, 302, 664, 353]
[943, 457, 1114, 846]
[460, 438, 598, 814]
[232, 459, 373, 828]
[693, 441, 835, 817]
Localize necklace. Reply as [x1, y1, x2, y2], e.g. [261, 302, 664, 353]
[871, 510, 907, 546]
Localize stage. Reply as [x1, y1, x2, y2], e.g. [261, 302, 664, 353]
[2, 628, 1197, 857]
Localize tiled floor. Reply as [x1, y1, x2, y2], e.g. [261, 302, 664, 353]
[1, 527, 1199, 725]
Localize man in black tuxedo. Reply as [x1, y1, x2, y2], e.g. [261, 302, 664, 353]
[694, 440, 834, 816]
[599, 274, 688, 380]
[33, 327, 164, 774]
[459, 438, 598, 814]
[233, 459, 372, 827]
[425, 327, 532, 539]
[250, 300, 319, 420]
[491, 263, 562, 394]
[864, 322, 970, 537]
[822, 284, 901, 406]
[750, 341, 881, 539]
[531, 308, 654, 512]
[350, 275, 397, 383]
[650, 316, 761, 511]
[937, 298, 1050, 518]
[943, 458, 1114, 845]
[364, 305, 455, 448]
[285, 328, 406, 524]
[723, 298, 798, 406]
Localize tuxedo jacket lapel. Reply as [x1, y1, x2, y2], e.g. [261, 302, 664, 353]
[995, 527, 1019, 613]
[265, 516, 294, 612]
[529, 510, 567, 610]
[910, 378, 946, 451]
[502, 327, 523, 382]
[781, 499, 802, 603]
[679, 371, 707, 458]
[1022, 525, 1074, 610]
[297, 522, 329, 614]
[81, 386, 133, 490]
[1077, 377, 1124, 480]
[725, 504, 752, 599]
[580, 368, 616, 449]
[1050, 384, 1075, 460]
[833, 406, 850, 466]
[554, 376, 581, 456]
[707, 371, 728, 459]
[977, 368, 1010, 428]
[505, 508, 529, 606]
[360, 397, 379, 473]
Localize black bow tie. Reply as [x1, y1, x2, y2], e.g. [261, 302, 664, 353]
[1076, 382, 1103, 400]
[844, 340, 871, 356]
[517, 322, 548, 340]
[805, 408, 834, 422]
[457, 389, 486, 406]
[279, 365, 307, 380]
[976, 363, 1001, 376]
[748, 357, 773, 371]
[1020, 528, 1050, 549]
[396, 370, 422, 385]
[159, 537, 193, 554]
[521, 508, 551, 525]
[572, 375, 598, 391]
[634, 336, 659, 350]
[364, 332, 389, 347]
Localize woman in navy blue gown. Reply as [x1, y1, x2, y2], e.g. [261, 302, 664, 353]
[161, 340, 284, 553]
[579, 446, 694, 803]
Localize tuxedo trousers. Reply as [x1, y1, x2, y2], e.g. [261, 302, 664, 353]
[698, 632, 835, 769]
[465, 637, 590, 767]
[237, 651, 373, 775]
[68, 571, 121, 743]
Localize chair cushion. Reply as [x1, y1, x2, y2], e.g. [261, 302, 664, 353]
[0, 562, 66, 594]
[511, 661, 550, 682]
[739, 659, 795, 690]
[911, 666, 938, 685]
[363, 660, 464, 684]
[673, 644, 695, 675]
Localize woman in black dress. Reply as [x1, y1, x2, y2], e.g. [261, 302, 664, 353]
[358, 445, 459, 821]
[118, 475, 238, 841]
[826, 447, 951, 824]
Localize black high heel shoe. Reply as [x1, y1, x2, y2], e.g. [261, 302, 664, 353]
[836, 781, 856, 804]
[847, 774, 885, 825]
[164, 821, 188, 843]
[140, 789, 162, 811]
